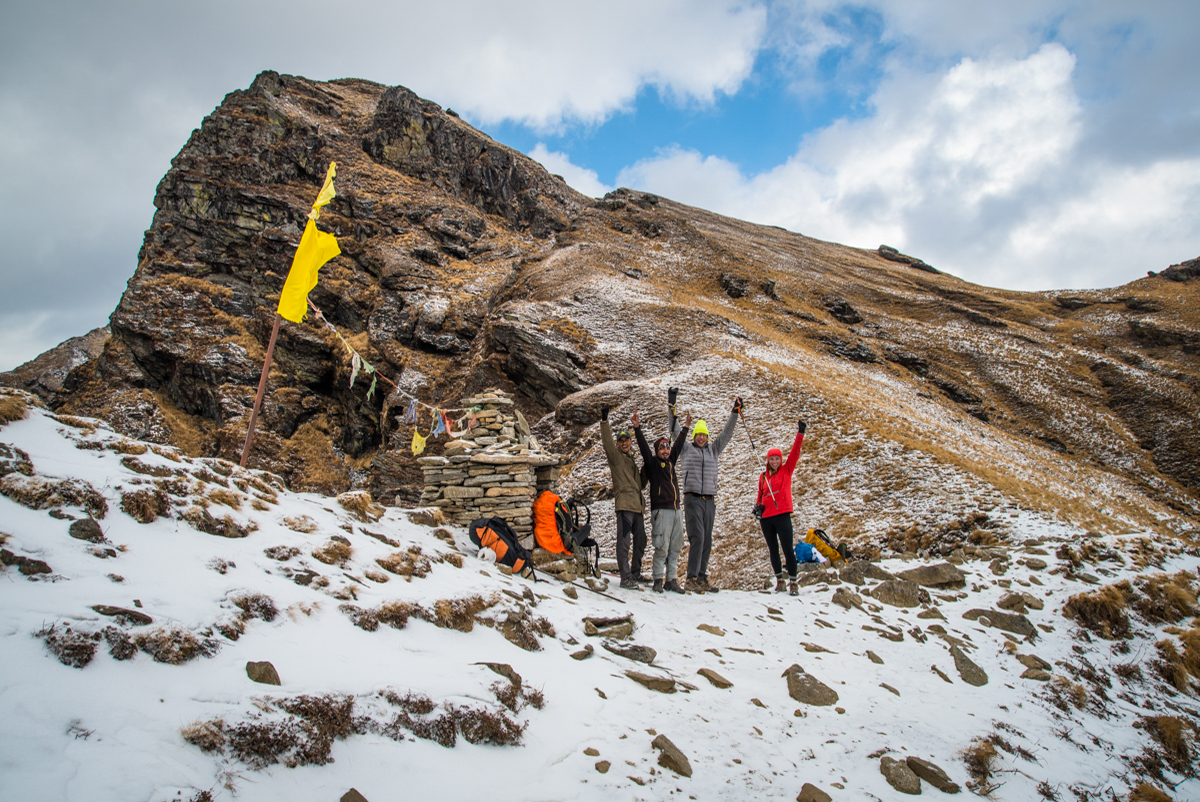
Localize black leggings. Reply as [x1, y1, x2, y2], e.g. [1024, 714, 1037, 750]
[760, 513, 797, 579]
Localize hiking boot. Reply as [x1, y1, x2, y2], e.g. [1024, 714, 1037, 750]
[653, 578, 664, 593]
[775, 576, 787, 593]
[665, 579, 685, 594]
[619, 577, 638, 590]
[635, 574, 651, 584]
[687, 577, 704, 594]
[789, 580, 799, 597]
[700, 576, 720, 593]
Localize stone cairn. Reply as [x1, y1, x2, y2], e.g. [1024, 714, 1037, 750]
[417, 389, 561, 546]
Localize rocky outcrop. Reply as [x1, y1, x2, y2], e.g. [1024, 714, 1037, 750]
[0, 327, 109, 401]
[878, 245, 938, 274]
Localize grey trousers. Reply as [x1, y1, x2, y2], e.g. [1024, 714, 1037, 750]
[684, 494, 716, 578]
[616, 510, 646, 580]
[650, 508, 686, 581]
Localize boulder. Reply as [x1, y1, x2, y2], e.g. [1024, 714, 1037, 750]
[961, 608, 1037, 638]
[896, 562, 966, 589]
[475, 662, 522, 687]
[697, 624, 725, 636]
[905, 756, 960, 794]
[246, 660, 281, 685]
[880, 756, 922, 794]
[1024, 558, 1048, 570]
[697, 668, 733, 688]
[603, 641, 657, 664]
[626, 671, 676, 694]
[1016, 653, 1051, 671]
[832, 587, 863, 610]
[866, 651, 884, 664]
[651, 733, 693, 778]
[595, 760, 611, 774]
[797, 783, 833, 802]
[68, 518, 105, 543]
[949, 645, 987, 687]
[570, 644, 594, 660]
[998, 591, 1044, 612]
[783, 664, 838, 706]
[870, 579, 921, 608]
[91, 604, 153, 626]
[1021, 668, 1053, 681]
[839, 561, 895, 586]
[340, 789, 369, 802]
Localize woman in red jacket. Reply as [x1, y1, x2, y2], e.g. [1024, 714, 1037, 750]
[755, 419, 807, 596]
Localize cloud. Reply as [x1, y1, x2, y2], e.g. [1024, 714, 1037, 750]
[528, 144, 614, 198]
[617, 43, 1200, 290]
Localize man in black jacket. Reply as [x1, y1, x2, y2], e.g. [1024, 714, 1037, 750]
[632, 408, 691, 593]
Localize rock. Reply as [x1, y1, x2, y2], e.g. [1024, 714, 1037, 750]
[869, 579, 921, 608]
[803, 642, 833, 653]
[832, 587, 863, 610]
[949, 645, 987, 687]
[1016, 653, 1051, 670]
[340, 789, 370, 802]
[90, 604, 153, 626]
[782, 664, 838, 706]
[603, 641, 657, 664]
[570, 644, 594, 660]
[584, 747, 600, 756]
[989, 557, 1008, 576]
[906, 756, 960, 794]
[246, 660, 281, 685]
[697, 624, 725, 636]
[797, 783, 833, 802]
[68, 518, 105, 543]
[1021, 668, 1053, 681]
[917, 607, 945, 620]
[719, 273, 751, 299]
[878, 245, 938, 274]
[931, 665, 953, 683]
[563, 585, 578, 600]
[626, 671, 677, 693]
[839, 560, 895, 585]
[962, 608, 1037, 638]
[880, 755, 922, 794]
[998, 591, 1044, 612]
[584, 615, 634, 640]
[475, 662, 522, 687]
[595, 760, 611, 774]
[881, 683, 900, 696]
[697, 668, 733, 688]
[867, 651, 884, 664]
[651, 733, 693, 777]
[896, 562, 966, 589]
[1024, 558, 1048, 570]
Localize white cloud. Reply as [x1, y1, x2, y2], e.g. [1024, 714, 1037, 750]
[616, 43, 1200, 290]
[528, 144, 614, 198]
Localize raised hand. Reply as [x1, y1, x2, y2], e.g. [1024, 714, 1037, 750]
[600, 406, 609, 421]
[631, 409, 640, 429]
[668, 387, 679, 406]
[733, 396, 743, 413]
[685, 412, 693, 428]
[798, 420, 807, 433]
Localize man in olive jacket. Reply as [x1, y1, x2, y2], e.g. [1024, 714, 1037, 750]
[601, 406, 648, 589]
[668, 389, 740, 592]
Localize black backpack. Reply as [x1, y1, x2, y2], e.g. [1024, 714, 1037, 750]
[468, 516, 535, 579]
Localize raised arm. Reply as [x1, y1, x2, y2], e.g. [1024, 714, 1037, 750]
[633, 421, 653, 463]
[670, 412, 691, 462]
[599, 410, 618, 461]
[667, 387, 681, 439]
[782, 421, 807, 475]
[710, 403, 740, 455]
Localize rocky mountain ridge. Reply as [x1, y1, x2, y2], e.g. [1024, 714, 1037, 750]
[4, 70, 1199, 588]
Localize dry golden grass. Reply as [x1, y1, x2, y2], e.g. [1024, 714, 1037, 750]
[427, 596, 496, 633]
[181, 720, 227, 753]
[363, 568, 390, 583]
[376, 547, 431, 580]
[1129, 783, 1174, 801]
[51, 414, 97, 433]
[312, 540, 352, 567]
[113, 440, 148, 455]
[281, 515, 318, 533]
[1063, 581, 1134, 639]
[207, 488, 243, 511]
[1143, 715, 1194, 776]
[0, 395, 29, 426]
[1050, 676, 1088, 710]
[120, 488, 170, 524]
[337, 490, 384, 522]
[1136, 572, 1198, 624]
[961, 738, 998, 784]
[281, 417, 350, 495]
[407, 509, 446, 528]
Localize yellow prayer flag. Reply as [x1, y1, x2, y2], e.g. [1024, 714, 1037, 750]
[411, 429, 427, 456]
[277, 162, 341, 323]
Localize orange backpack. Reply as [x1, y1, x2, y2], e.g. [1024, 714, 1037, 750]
[532, 491, 597, 575]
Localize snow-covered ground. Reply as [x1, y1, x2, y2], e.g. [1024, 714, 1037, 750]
[1, 394, 1195, 801]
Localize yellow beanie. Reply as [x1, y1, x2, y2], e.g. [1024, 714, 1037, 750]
[693, 419, 709, 437]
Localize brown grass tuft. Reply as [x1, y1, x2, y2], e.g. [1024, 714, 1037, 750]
[114, 440, 148, 455]
[1155, 640, 1192, 692]
[407, 509, 446, 528]
[207, 488, 244, 511]
[1129, 783, 1174, 801]
[312, 540, 352, 567]
[378, 601, 417, 628]
[962, 738, 999, 785]
[444, 553, 464, 569]
[1048, 676, 1088, 710]
[37, 623, 99, 668]
[120, 488, 170, 523]
[363, 568, 390, 583]
[1062, 581, 1134, 639]
[282, 515, 318, 534]
[280, 417, 350, 495]
[0, 395, 29, 425]
[231, 593, 278, 622]
[133, 627, 220, 664]
[338, 490, 385, 522]
[1, 474, 108, 518]
[1143, 715, 1194, 777]
[1135, 572, 1199, 624]
[376, 547, 431, 579]
[182, 720, 227, 753]
[427, 596, 495, 632]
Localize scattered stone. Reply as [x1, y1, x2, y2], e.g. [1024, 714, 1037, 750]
[949, 645, 988, 687]
[1021, 668, 1053, 681]
[998, 591, 1044, 612]
[1016, 653, 1051, 670]
[962, 608, 1037, 638]
[571, 644, 594, 660]
[896, 562, 966, 588]
[626, 671, 676, 694]
[1024, 558, 1048, 570]
[832, 587, 863, 610]
[989, 557, 1008, 576]
[797, 782, 833, 802]
[803, 642, 833, 653]
[341, 789, 369, 802]
[862, 625, 904, 642]
[881, 683, 900, 696]
[917, 607, 945, 620]
[867, 651, 884, 664]
[869, 579, 922, 608]
[840, 561, 896, 586]
[90, 605, 153, 626]
[585, 615, 634, 639]
[595, 760, 611, 774]
[751, 698, 767, 708]
[906, 756, 961, 794]
[652, 733, 693, 777]
[931, 665, 953, 684]
[246, 661, 281, 685]
[697, 624, 725, 637]
[68, 518, 105, 543]
[584, 747, 600, 757]
[563, 586, 578, 600]
[603, 641, 657, 664]
[475, 662, 522, 687]
[697, 668, 733, 688]
[880, 755, 922, 794]
[783, 664, 839, 706]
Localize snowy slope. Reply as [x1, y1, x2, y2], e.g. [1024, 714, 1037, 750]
[1, 392, 1196, 801]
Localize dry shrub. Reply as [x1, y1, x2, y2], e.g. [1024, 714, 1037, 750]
[192, 468, 228, 488]
[383, 691, 437, 715]
[1, 473, 108, 518]
[1129, 783, 1174, 801]
[1135, 572, 1199, 624]
[282, 515, 318, 534]
[363, 568, 390, 583]
[149, 444, 182, 463]
[1155, 640, 1192, 692]
[495, 609, 556, 652]
[281, 418, 350, 495]
[114, 440, 148, 455]
[340, 604, 379, 631]
[432, 528, 456, 544]
[1114, 662, 1144, 683]
[102, 627, 137, 660]
[961, 738, 999, 785]
[313, 540, 353, 567]
[37, 623, 99, 668]
[444, 553, 464, 569]
[1062, 581, 1133, 639]
[215, 617, 246, 641]
[182, 720, 227, 753]
[376, 547, 431, 579]
[338, 491, 384, 522]
[120, 488, 170, 523]
[491, 680, 546, 713]
[377, 602, 416, 628]
[120, 455, 180, 478]
[208, 488, 244, 511]
[407, 509, 446, 528]
[182, 506, 250, 538]
[251, 499, 270, 512]
[1048, 676, 1088, 711]
[232, 593, 279, 622]
[453, 705, 526, 746]
[427, 596, 495, 632]
[134, 627, 219, 664]
[378, 690, 526, 747]
[1142, 715, 1194, 777]
[264, 545, 300, 561]
[0, 394, 28, 425]
[51, 414, 96, 432]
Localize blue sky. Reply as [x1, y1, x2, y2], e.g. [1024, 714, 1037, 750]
[1, 1, 1198, 371]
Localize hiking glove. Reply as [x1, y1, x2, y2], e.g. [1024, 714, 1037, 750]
[600, 406, 609, 421]
[798, 420, 807, 433]
[733, 396, 743, 412]
[668, 387, 678, 405]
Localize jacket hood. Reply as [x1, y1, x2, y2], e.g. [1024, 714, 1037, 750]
[765, 447, 783, 468]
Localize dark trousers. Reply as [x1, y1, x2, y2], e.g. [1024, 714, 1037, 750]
[760, 513, 798, 579]
[616, 510, 646, 580]
[684, 494, 716, 578]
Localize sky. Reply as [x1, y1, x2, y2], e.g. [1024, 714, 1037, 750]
[1, 1, 1198, 371]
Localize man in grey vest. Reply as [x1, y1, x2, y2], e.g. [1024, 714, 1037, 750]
[668, 388, 740, 593]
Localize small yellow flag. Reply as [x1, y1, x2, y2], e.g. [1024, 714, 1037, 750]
[412, 429, 427, 456]
[277, 162, 341, 323]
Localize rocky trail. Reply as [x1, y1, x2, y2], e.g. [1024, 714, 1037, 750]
[1, 389, 1196, 801]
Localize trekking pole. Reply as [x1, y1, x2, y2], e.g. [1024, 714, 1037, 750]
[738, 407, 757, 451]
[568, 581, 627, 604]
